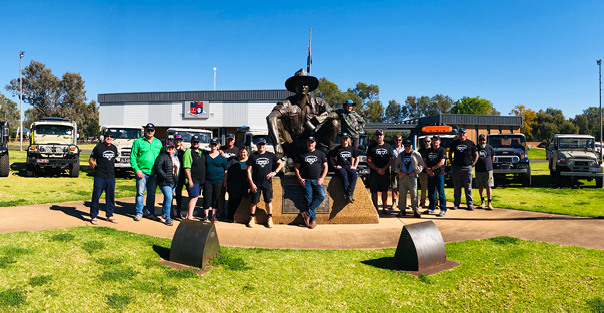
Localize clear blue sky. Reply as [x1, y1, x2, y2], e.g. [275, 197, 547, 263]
[1, 0, 603, 119]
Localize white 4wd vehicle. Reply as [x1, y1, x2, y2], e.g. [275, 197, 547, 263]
[27, 117, 80, 177]
[165, 128, 212, 150]
[235, 126, 275, 154]
[99, 125, 143, 174]
[546, 134, 604, 188]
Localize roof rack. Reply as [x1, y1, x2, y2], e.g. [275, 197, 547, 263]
[39, 117, 70, 122]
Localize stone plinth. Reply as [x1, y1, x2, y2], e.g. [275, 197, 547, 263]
[234, 174, 378, 225]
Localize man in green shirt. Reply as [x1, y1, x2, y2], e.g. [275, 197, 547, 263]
[130, 123, 163, 221]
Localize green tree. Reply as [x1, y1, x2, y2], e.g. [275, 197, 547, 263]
[533, 108, 578, 141]
[384, 100, 404, 123]
[426, 94, 454, 116]
[315, 79, 383, 121]
[510, 105, 537, 140]
[573, 107, 602, 140]
[450, 96, 497, 115]
[0, 93, 20, 133]
[5, 60, 60, 119]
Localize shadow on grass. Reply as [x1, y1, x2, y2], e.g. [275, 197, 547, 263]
[152, 245, 171, 261]
[360, 257, 396, 271]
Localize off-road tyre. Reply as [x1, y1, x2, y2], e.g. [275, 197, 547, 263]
[26, 164, 36, 177]
[522, 166, 532, 187]
[555, 167, 565, 187]
[0, 153, 9, 177]
[70, 162, 80, 177]
[596, 177, 603, 189]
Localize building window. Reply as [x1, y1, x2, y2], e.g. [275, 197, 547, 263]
[475, 125, 479, 139]
[510, 126, 513, 133]
[487, 125, 490, 134]
[499, 125, 502, 134]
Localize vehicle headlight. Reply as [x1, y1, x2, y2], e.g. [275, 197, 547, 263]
[589, 160, 597, 167]
[558, 153, 566, 164]
[39, 146, 45, 152]
[568, 160, 574, 167]
[69, 145, 77, 152]
[358, 155, 367, 163]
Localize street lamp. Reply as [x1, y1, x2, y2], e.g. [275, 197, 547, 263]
[19, 51, 24, 151]
[598, 59, 602, 164]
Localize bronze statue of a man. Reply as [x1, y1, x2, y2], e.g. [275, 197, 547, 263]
[267, 69, 339, 159]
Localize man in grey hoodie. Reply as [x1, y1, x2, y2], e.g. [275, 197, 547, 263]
[394, 139, 423, 218]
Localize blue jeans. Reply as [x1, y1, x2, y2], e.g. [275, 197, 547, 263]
[90, 177, 115, 219]
[302, 179, 326, 222]
[135, 173, 157, 216]
[428, 174, 447, 211]
[159, 184, 175, 219]
[335, 166, 357, 197]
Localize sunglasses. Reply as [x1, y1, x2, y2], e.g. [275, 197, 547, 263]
[146, 129, 155, 132]
[404, 145, 411, 147]
[395, 139, 402, 141]
[106, 136, 114, 138]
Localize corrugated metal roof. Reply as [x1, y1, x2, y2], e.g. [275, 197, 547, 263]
[98, 90, 294, 103]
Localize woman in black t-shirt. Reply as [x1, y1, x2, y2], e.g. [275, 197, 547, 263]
[225, 146, 250, 222]
[330, 134, 359, 202]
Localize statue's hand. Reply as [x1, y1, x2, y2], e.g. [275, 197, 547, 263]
[275, 144, 284, 157]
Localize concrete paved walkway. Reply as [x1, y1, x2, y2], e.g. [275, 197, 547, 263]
[1, 195, 603, 250]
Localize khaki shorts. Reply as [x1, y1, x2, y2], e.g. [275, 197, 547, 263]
[475, 171, 494, 188]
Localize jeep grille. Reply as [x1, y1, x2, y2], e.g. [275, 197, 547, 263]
[494, 156, 519, 163]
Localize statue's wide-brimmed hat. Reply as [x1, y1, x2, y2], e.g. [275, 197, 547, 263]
[285, 69, 319, 93]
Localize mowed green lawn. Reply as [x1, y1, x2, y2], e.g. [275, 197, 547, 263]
[0, 227, 603, 311]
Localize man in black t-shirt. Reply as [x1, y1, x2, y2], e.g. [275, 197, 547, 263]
[218, 133, 240, 219]
[246, 138, 283, 228]
[330, 133, 359, 202]
[423, 135, 448, 217]
[89, 130, 119, 225]
[294, 137, 328, 229]
[475, 134, 495, 210]
[448, 128, 479, 211]
[367, 129, 394, 215]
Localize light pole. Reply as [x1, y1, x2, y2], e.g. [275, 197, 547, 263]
[598, 59, 602, 164]
[19, 51, 24, 151]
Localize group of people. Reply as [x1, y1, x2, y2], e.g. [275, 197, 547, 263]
[366, 128, 495, 218]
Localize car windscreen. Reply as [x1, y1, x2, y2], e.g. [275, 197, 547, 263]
[175, 131, 211, 143]
[252, 136, 273, 145]
[488, 135, 524, 148]
[35, 125, 73, 135]
[109, 128, 142, 139]
[558, 138, 594, 149]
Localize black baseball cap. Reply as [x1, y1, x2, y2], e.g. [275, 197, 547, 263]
[104, 130, 114, 137]
[144, 123, 155, 130]
[403, 139, 412, 146]
[459, 128, 466, 134]
[376, 129, 384, 136]
[432, 135, 441, 140]
[257, 138, 267, 145]
[191, 135, 200, 143]
[210, 138, 219, 145]
[307, 136, 316, 142]
[342, 132, 350, 138]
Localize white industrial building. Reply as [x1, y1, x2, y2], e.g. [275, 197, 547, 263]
[98, 90, 293, 140]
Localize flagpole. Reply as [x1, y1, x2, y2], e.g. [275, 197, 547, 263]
[307, 28, 312, 74]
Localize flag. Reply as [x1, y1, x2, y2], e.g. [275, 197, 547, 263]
[307, 29, 312, 74]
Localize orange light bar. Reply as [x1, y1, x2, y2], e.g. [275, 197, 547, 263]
[421, 126, 452, 133]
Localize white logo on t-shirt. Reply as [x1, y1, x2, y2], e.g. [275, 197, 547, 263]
[305, 155, 318, 165]
[457, 145, 468, 152]
[102, 150, 115, 161]
[376, 148, 388, 156]
[479, 150, 487, 159]
[339, 151, 352, 160]
[428, 152, 438, 161]
[256, 157, 270, 167]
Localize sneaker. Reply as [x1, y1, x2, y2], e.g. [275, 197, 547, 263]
[413, 211, 422, 218]
[247, 216, 256, 228]
[479, 201, 485, 209]
[212, 215, 218, 223]
[165, 218, 174, 226]
[158, 216, 167, 223]
[134, 215, 142, 221]
[420, 199, 426, 207]
[90, 218, 98, 225]
[267, 216, 274, 228]
[309, 220, 316, 229]
[437, 210, 447, 217]
[466, 206, 474, 211]
[422, 209, 435, 214]
[487, 203, 493, 210]
[203, 216, 209, 223]
[451, 206, 459, 210]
